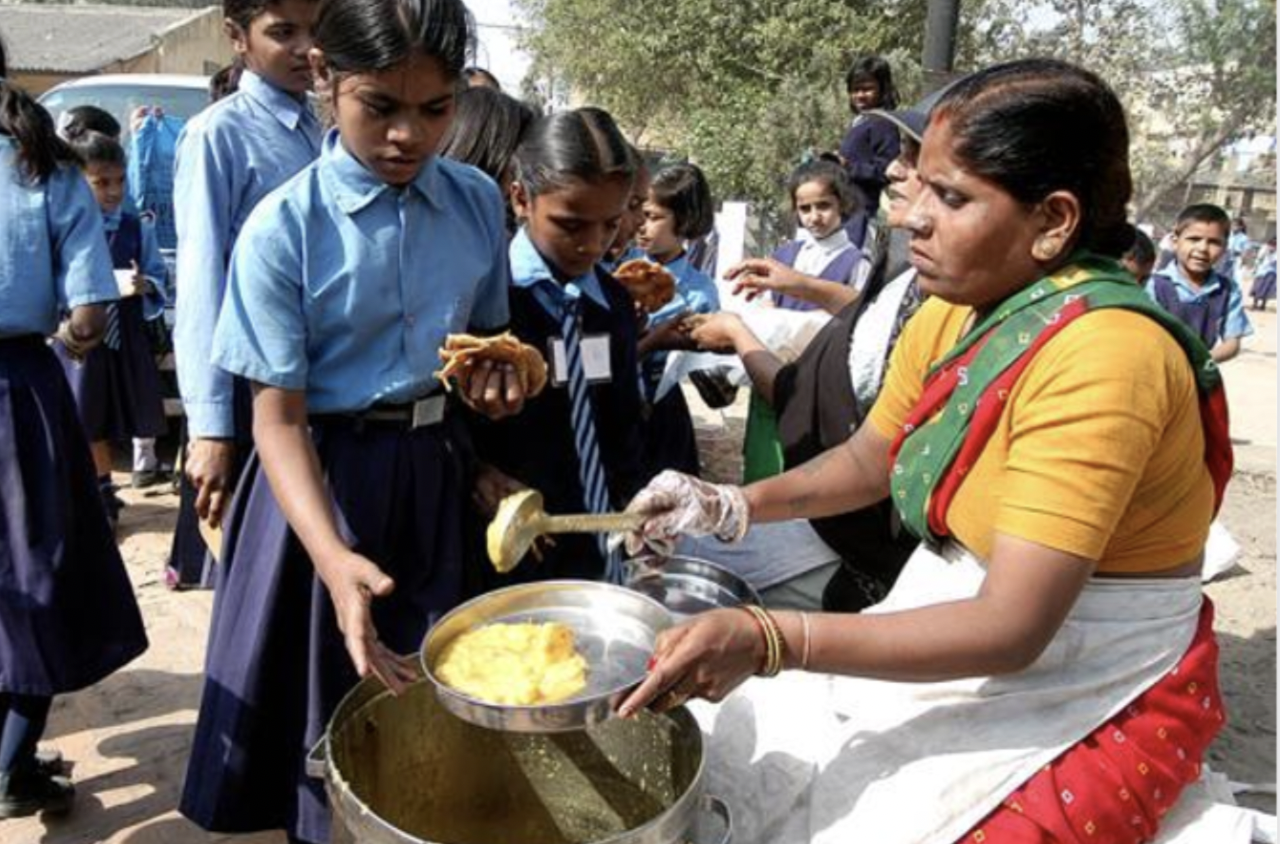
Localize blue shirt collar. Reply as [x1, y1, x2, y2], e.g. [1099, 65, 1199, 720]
[510, 228, 610, 310]
[102, 208, 122, 231]
[320, 129, 443, 215]
[239, 69, 312, 133]
[1162, 262, 1225, 298]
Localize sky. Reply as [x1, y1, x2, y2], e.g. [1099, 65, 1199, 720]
[468, 0, 534, 93]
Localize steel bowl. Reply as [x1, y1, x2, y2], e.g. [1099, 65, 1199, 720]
[625, 556, 762, 620]
[421, 580, 673, 733]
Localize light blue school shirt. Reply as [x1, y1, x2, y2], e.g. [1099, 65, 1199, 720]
[173, 69, 322, 437]
[1145, 263, 1253, 341]
[511, 228, 611, 317]
[0, 139, 117, 338]
[647, 252, 720, 327]
[212, 130, 510, 413]
[104, 210, 170, 320]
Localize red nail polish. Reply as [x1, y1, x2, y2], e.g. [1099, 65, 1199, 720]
[646, 656, 657, 671]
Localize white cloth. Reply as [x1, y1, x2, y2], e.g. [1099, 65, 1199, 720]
[692, 542, 1205, 844]
[847, 267, 917, 409]
[1203, 519, 1241, 583]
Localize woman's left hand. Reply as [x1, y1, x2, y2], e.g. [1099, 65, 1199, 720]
[725, 257, 807, 301]
[458, 359, 525, 420]
[617, 608, 766, 717]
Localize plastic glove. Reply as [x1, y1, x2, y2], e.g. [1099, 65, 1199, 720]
[621, 470, 750, 557]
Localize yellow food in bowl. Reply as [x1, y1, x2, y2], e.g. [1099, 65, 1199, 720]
[435, 621, 589, 705]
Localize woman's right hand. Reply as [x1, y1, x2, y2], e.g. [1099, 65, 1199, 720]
[317, 549, 419, 695]
[617, 608, 766, 717]
[186, 438, 237, 528]
[688, 312, 747, 353]
[622, 470, 751, 556]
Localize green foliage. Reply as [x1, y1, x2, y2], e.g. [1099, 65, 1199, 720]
[957, 0, 1276, 219]
[514, 0, 932, 247]
[515, 0, 1275, 236]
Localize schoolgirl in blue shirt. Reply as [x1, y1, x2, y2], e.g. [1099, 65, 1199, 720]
[633, 162, 719, 476]
[0, 44, 147, 818]
[469, 108, 646, 587]
[52, 131, 170, 529]
[180, 2, 519, 841]
[169, 0, 321, 588]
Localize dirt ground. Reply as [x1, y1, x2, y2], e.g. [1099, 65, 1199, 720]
[4, 313, 1276, 844]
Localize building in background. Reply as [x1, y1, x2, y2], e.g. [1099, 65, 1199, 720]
[0, 3, 232, 96]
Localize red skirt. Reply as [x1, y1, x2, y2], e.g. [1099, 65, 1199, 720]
[963, 598, 1224, 844]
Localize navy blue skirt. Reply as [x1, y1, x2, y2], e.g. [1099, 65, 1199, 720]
[1251, 271, 1276, 301]
[165, 376, 254, 590]
[54, 298, 167, 441]
[180, 416, 468, 844]
[0, 336, 148, 695]
[641, 386, 701, 479]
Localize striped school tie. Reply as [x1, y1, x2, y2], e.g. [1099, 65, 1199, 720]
[561, 296, 624, 583]
[102, 302, 122, 350]
[103, 228, 121, 350]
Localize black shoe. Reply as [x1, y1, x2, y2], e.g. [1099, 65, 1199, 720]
[34, 749, 65, 777]
[0, 768, 75, 819]
[132, 465, 173, 489]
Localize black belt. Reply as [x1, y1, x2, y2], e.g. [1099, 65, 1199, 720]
[311, 394, 447, 432]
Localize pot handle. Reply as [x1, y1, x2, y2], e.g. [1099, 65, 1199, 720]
[305, 736, 329, 780]
[694, 793, 733, 844]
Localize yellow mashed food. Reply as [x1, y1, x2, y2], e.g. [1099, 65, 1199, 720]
[436, 621, 589, 705]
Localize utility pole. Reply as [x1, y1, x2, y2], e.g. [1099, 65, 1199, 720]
[922, 0, 961, 90]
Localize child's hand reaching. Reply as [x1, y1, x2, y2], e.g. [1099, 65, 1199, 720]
[317, 549, 420, 695]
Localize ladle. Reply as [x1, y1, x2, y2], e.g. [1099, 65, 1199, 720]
[487, 489, 643, 573]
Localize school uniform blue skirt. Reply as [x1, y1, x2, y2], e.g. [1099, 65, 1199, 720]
[0, 336, 148, 696]
[1251, 270, 1276, 301]
[180, 414, 467, 844]
[54, 298, 167, 442]
[165, 377, 254, 590]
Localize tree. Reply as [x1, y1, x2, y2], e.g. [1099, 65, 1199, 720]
[514, 0, 1275, 238]
[1129, 0, 1277, 217]
[513, 0, 933, 240]
[959, 0, 1276, 221]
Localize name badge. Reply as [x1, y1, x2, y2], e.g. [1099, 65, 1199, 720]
[550, 335, 613, 386]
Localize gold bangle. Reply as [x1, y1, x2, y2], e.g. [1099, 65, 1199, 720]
[742, 605, 785, 677]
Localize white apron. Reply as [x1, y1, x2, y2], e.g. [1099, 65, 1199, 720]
[692, 542, 1204, 844]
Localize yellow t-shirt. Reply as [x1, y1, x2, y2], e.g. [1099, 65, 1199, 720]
[868, 297, 1214, 573]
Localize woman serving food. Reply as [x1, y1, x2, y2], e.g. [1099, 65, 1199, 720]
[617, 58, 1231, 843]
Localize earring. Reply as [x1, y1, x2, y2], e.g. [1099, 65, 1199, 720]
[1033, 237, 1060, 262]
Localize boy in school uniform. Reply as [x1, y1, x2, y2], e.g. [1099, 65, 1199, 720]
[1147, 203, 1252, 364]
[169, 0, 321, 587]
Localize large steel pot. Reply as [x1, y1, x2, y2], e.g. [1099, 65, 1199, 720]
[309, 675, 731, 844]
